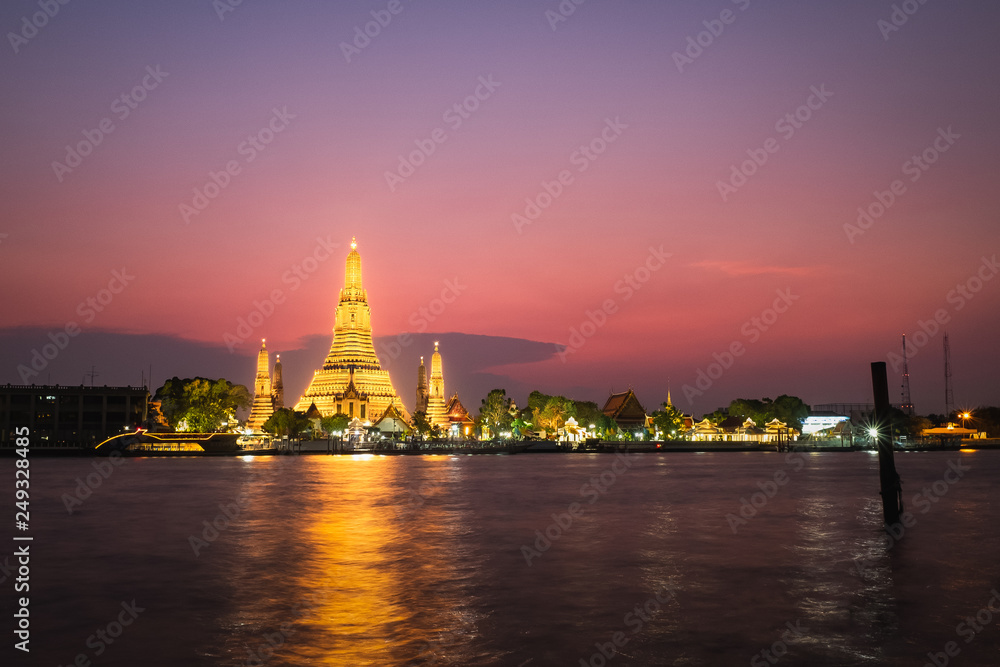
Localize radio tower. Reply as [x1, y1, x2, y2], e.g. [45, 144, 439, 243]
[943, 333, 954, 418]
[900, 334, 914, 416]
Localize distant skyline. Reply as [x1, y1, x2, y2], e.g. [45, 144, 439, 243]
[2, 1, 999, 415]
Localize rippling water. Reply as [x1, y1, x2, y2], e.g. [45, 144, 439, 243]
[5, 451, 1000, 666]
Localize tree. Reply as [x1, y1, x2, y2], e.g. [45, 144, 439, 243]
[533, 396, 576, 435]
[770, 395, 810, 432]
[651, 403, 685, 438]
[726, 395, 810, 431]
[972, 406, 1000, 437]
[262, 408, 311, 438]
[321, 413, 350, 435]
[572, 400, 603, 428]
[412, 410, 433, 438]
[153, 377, 251, 432]
[479, 389, 513, 437]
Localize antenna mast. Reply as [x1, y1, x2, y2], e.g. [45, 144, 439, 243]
[900, 334, 913, 416]
[943, 333, 954, 417]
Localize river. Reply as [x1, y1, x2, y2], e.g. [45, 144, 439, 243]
[3, 450, 998, 666]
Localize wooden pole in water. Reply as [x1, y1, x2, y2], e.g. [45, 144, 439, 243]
[871, 362, 903, 526]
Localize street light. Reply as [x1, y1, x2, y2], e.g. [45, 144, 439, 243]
[961, 412, 971, 429]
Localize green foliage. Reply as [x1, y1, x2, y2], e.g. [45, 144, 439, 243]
[972, 407, 1000, 437]
[572, 401, 604, 429]
[321, 413, 350, 434]
[412, 410, 433, 437]
[651, 403, 686, 437]
[533, 395, 576, 434]
[262, 408, 311, 437]
[726, 395, 810, 431]
[479, 388, 514, 437]
[153, 377, 251, 432]
[906, 415, 934, 438]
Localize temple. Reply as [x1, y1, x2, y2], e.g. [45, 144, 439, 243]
[415, 356, 428, 413]
[247, 339, 280, 431]
[294, 238, 408, 422]
[425, 341, 447, 429]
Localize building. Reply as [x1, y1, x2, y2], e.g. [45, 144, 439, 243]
[802, 412, 849, 436]
[247, 339, 275, 431]
[374, 403, 409, 437]
[272, 354, 284, 409]
[444, 393, 476, 438]
[602, 388, 648, 433]
[688, 416, 799, 443]
[425, 342, 448, 429]
[0, 384, 147, 448]
[415, 356, 428, 413]
[295, 238, 408, 423]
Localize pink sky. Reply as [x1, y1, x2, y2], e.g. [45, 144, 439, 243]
[2, 1, 998, 414]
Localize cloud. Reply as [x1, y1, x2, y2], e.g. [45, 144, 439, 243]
[689, 260, 817, 277]
[0, 328, 562, 416]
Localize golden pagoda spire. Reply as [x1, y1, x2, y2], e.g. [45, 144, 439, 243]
[247, 338, 274, 431]
[416, 355, 428, 413]
[294, 238, 406, 422]
[272, 353, 284, 409]
[343, 236, 364, 299]
[427, 341, 447, 429]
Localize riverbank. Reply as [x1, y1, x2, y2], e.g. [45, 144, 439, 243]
[4, 438, 999, 456]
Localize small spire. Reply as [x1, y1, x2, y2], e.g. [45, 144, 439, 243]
[351, 236, 357, 250]
[434, 341, 439, 350]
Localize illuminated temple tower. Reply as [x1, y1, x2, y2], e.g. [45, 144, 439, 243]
[415, 356, 429, 413]
[425, 342, 448, 429]
[294, 238, 407, 422]
[247, 339, 274, 430]
[272, 354, 284, 409]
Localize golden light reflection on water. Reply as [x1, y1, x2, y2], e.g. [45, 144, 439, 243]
[273, 456, 482, 666]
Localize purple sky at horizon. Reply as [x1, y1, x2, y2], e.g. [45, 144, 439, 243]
[2, 0, 999, 416]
